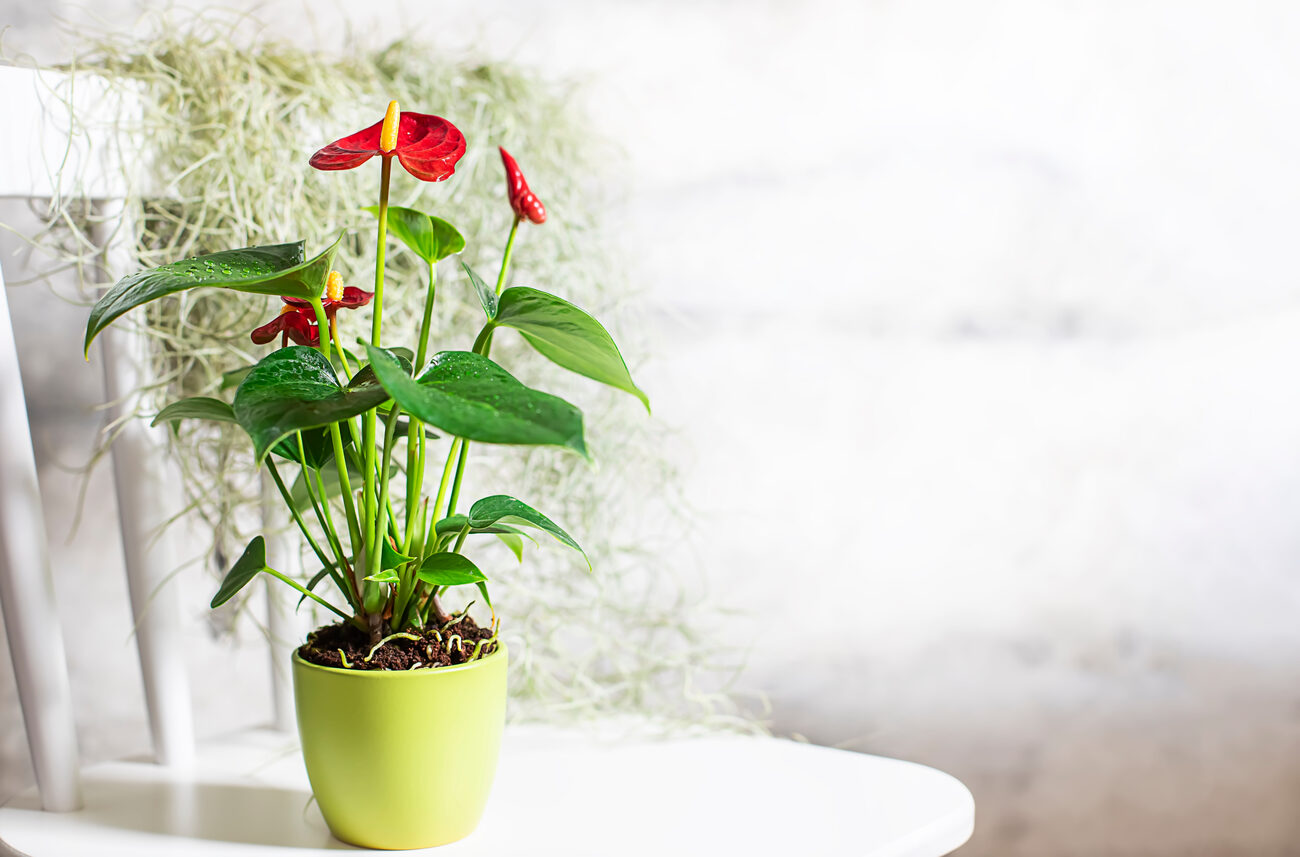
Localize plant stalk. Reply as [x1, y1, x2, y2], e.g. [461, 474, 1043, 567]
[360, 155, 394, 631]
[441, 219, 521, 525]
[311, 297, 365, 601]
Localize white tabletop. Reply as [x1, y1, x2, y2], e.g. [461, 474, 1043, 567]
[1, 725, 974, 856]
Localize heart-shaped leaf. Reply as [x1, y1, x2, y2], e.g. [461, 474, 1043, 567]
[211, 536, 268, 608]
[434, 514, 470, 537]
[467, 494, 587, 568]
[223, 344, 366, 392]
[492, 287, 648, 410]
[151, 396, 236, 427]
[272, 426, 348, 468]
[346, 348, 413, 391]
[433, 514, 534, 541]
[363, 345, 587, 456]
[461, 262, 498, 320]
[233, 346, 390, 463]
[85, 235, 343, 356]
[364, 205, 465, 264]
[415, 553, 487, 587]
[365, 569, 400, 584]
[297, 566, 333, 609]
[221, 366, 253, 391]
[380, 538, 413, 571]
[496, 533, 524, 562]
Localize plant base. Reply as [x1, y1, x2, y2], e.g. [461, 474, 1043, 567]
[297, 616, 498, 670]
[292, 643, 508, 849]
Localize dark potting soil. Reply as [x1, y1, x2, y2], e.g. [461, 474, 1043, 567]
[297, 617, 498, 671]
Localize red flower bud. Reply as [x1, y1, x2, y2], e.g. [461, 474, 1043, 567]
[499, 147, 546, 224]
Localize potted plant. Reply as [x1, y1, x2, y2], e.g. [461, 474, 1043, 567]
[82, 99, 648, 849]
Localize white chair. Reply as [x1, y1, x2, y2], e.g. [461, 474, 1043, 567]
[0, 65, 975, 856]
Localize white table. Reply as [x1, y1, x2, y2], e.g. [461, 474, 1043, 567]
[0, 725, 974, 855]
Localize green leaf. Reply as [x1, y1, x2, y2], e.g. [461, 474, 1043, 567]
[467, 494, 588, 568]
[365, 206, 466, 264]
[271, 426, 345, 468]
[433, 515, 533, 540]
[461, 262, 498, 320]
[221, 366, 253, 391]
[150, 396, 236, 427]
[496, 533, 524, 562]
[225, 345, 365, 392]
[233, 346, 389, 463]
[85, 235, 343, 356]
[346, 348, 412, 391]
[365, 569, 400, 584]
[493, 287, 649, 410]
[415, 553, 488, 587]
[476, 581, 493, 609]
[379, 538, 413, 571]
[434, 514, 470, 538]
[386, 346, 415, 365]
[211, 536, 268, 608]
[431, 515, 534, 552]
[363, 345, 587, 456]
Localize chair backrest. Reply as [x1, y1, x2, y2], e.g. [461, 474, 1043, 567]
[0, 242, 81, 812]
[0, 65, 303, 813]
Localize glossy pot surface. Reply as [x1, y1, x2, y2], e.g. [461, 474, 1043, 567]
[292, 645, 507, 849]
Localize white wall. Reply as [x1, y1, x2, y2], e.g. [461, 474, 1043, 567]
[6, 1, 1300, 854]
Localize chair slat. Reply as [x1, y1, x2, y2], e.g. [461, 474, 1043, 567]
[0, 264, 83, 812]
[260, 474, 306, 733]
[92, 200, 195, 769]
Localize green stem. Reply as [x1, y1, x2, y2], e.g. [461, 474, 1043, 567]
[295, 433, 354, 609]
[429, 438, 460, 531]
[404, 260, 438, 555]
[439, 219, 522, 531]
[327, 425, 362, 584]
[470, 322, 494, 356]
[372, 156, 393, 345]
[264, 460, 337, 592]
[295, 435, 335, 547]
[311, 465, 359, 606]
[308, 298, 331, 362]
[452, 522, 470, 554]
[415, 259, 438, 370]
[263, 566, 353, 623]
[360, 156, 393, 601]
[495, 216, 521, 296]
[310, 297, 364, 599]
[330, 317, 353, 379]
[445, 440, 470, 519]
[403, 428, 425, 555]
[369, 407, 403, 582]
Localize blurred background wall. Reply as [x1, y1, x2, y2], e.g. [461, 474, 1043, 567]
[5, 1, 1300, 855]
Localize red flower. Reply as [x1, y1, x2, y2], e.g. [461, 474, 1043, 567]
[310, 101, 466, 182]
[251, 272, 374, 348]
[251, 306, 320, 348]
[499, 147, 546, 224]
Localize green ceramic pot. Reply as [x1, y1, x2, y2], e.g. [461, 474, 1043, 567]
[292, 645, 508, 850]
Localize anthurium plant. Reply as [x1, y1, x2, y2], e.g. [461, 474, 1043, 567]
[83, 101, 648, 663]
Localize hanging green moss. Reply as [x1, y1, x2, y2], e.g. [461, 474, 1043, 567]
[14, 11, 760, 731]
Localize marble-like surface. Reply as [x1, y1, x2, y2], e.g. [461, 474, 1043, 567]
[6, 2, 1300, 855]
